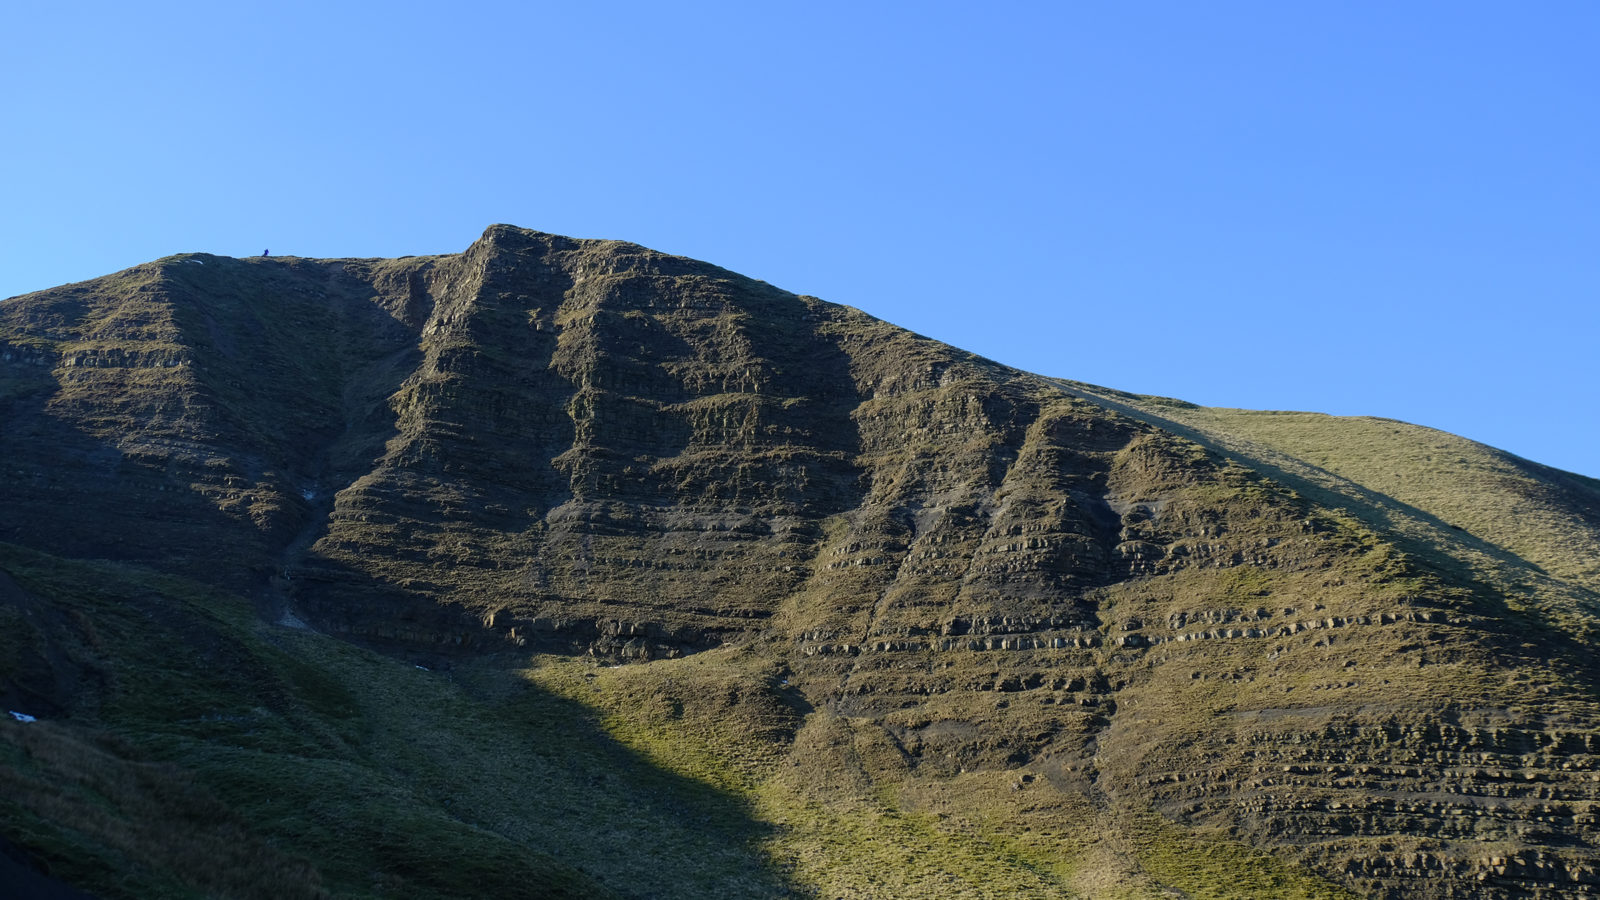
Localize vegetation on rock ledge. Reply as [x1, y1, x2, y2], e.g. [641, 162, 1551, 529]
[4, 226, 1600, 898]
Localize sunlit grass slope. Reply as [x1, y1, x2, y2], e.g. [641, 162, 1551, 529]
[0, 537, 1361, 899]
[1056, 382, 1600, 642]
[525, 648, 1357, 900]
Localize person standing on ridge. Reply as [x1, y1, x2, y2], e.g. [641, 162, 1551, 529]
[262, 249, 270, 257]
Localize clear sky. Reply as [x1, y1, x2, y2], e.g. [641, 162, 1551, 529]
[5, 2, 1597, 477]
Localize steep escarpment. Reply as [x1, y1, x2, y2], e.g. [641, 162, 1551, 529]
[5, 226, 1600, 899]
[0, 251, 432, 586]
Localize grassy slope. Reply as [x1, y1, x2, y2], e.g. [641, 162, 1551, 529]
[0, 534, 1359, 900]
[0, 543, 787, 900]
[1173, 410, 1600, 586]
[526, 645, 1357, 900]
[1054, 383, 1600, 643]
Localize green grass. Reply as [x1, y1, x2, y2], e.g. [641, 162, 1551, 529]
[522, 646, 1375, 899]
[1056, 382, 1600, 646]
[1124, 813, 1356, 900]
[0, 543, 791, 899]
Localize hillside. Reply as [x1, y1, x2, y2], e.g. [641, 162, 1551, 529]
[4, 226, 1600, 899]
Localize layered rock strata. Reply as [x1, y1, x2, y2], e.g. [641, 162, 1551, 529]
[5, 226, 1600, 897]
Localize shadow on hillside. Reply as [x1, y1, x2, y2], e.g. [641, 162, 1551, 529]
[0, 834, 101, 900]
[0, 255, 433, 599]
[0, 544, 799, 900]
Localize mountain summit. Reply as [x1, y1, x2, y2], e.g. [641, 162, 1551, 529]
[3, 226, 1600, 898]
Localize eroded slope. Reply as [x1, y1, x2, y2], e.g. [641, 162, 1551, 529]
[5, 226, 1600, 898]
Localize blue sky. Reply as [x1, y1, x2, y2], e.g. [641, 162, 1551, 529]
[5, 2, 1597, 477]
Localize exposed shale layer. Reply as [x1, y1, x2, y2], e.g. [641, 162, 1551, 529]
[4, 225, 1600, 899]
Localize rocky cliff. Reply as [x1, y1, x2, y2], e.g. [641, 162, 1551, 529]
[4, 226, 1600, 899]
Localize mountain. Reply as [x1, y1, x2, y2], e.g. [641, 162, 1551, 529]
[3, 225, 1600, 899]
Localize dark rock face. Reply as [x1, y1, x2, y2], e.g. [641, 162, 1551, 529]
[5, 225, 1600, 897]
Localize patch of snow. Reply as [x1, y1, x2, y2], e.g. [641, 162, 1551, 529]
[277, 611, 309, 630]
[415, 664, 430, 671]
[9, 711, 36, 723]
[187, 259, 205, 265]
[301, 490, 317, 501]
